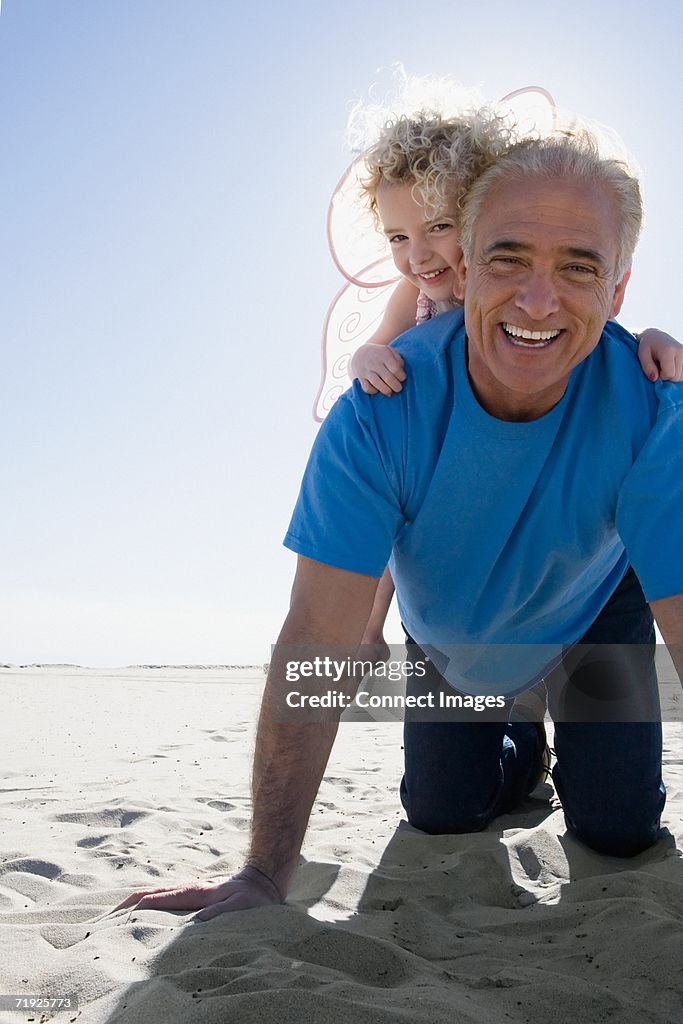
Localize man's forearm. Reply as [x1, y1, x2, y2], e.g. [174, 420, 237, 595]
[651, 594, 683, 687]
[244, 557, 379, 898]
[245, 644, 361, 898]
[247, 681, 340, 897]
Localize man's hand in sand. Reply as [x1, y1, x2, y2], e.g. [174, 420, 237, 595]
[112, 866, 284, 922]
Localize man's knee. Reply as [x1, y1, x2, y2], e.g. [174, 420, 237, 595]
[567, 818, 662, 857]
[403, 803, 491, 836]
[563, 781, 666, 857]
[400, 776, 495, 835]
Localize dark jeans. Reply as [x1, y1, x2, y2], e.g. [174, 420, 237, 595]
[400, 568, 666, 857]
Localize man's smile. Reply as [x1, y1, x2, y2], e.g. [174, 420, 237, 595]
[501, 322, 563, 348]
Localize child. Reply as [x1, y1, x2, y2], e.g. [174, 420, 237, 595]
[348, 111, 683, 656]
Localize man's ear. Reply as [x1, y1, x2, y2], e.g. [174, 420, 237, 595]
[609, 266, 631, 318]
[453, 245, 467, 299]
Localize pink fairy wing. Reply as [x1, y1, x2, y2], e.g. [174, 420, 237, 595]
[313, 257, 398, 422]
[326, 159, 398, 287]
[497, 86, 558, 135]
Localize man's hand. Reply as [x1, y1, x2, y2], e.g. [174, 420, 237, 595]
[111, 866, 284, 922]
[350, 343, 407, 396]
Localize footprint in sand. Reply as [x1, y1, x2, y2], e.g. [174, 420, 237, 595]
[195, 798, 236, 812]
[0, 857, 62, 879]
[200, 727, 243, 740]
[77, 834, 111, 849]
[55, 809, 150, 829]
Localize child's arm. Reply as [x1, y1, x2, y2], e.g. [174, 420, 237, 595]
[350, 278, 419, 395]
[636, 328, 683, 383]
[360, 566, 395, 659]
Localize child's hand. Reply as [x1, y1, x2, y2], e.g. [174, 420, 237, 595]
[351, 343, 407, 396]
[637, 328, 683, 382]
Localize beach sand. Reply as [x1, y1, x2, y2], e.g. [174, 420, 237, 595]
[1, 663, 682, 1023]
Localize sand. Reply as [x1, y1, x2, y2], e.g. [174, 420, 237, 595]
[1, 664, 682, 1024]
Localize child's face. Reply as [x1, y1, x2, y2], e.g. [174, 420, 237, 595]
[376, 181, 462, 302]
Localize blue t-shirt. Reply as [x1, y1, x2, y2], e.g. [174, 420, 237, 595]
[285, 310, 683, 695]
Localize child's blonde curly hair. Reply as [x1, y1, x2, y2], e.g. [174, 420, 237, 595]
[358, 108, 516, 221]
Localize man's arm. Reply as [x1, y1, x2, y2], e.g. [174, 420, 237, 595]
[650, 593, 683, 685]
[112, 556, 379, 919]
[247, 556, 379, 893]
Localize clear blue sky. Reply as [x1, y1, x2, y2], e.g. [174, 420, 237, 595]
[1, 0, 681, 665]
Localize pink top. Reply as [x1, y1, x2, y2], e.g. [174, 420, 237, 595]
[415, 291, 439, 325]
[416, 292, 461, 325]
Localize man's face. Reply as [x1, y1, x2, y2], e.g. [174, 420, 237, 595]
[455, 175, 630, 421]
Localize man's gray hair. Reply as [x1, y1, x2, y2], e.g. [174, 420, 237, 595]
[459, 131, 643, 280]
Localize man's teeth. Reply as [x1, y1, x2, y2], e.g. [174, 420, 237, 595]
[502, 323, 561, 347]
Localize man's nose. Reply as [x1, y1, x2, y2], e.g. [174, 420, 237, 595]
[514, 272, 560, 319]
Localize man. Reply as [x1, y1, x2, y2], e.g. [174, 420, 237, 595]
[118, 132, 683, 919]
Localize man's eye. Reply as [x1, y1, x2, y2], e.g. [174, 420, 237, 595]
[566, 264, 596, 275]
[492, 256, 522, 266]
